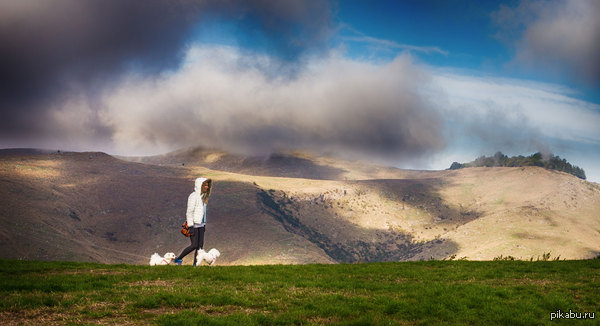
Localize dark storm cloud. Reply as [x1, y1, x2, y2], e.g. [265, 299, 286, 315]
[1, 0, 196, 135]
[0, 0, 334, 143]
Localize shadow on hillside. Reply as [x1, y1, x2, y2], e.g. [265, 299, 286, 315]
[359, 178, 483, 227]
[258, 184, 464, 263]
[202, 153, 348, 180]
[251, 153, 347, 180]
[128, 150, 348, 180]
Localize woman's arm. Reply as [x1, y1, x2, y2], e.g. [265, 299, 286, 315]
[186, 193, 197, 227]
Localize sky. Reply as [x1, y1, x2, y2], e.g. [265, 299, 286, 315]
[1, 0, 599, 181]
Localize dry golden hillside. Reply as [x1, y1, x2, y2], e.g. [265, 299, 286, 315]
[1, 148, 599, 264]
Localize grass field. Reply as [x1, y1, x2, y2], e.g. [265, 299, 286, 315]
[1, 259, 598, 325]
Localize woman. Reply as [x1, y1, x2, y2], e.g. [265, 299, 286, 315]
[174, 177, 212, 266]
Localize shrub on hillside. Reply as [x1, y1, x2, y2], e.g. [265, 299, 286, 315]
[449, 152, 586, 180]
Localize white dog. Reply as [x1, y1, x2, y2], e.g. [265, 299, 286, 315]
[149, 252, 176, 266]
[196, 248, 220, 266]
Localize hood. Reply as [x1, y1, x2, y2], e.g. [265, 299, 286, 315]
[194, 177, 211, 193]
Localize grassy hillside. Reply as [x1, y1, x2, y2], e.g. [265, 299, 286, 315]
[1, 259, 598, 325]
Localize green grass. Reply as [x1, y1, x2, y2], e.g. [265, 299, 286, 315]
[1, 259, 598, 325]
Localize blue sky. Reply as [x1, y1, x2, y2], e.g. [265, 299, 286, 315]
[334, 1, 506, 64]
[334, 0, 598, 101]
[1, 0, 599, 181]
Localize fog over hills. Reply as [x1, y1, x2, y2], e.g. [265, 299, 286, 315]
[1, 147, 599, 265]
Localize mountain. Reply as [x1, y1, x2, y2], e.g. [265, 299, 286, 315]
[120, 146, 426, 180]
[1, 147, 599, 265]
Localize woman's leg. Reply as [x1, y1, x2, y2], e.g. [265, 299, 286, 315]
[193, 227, 205, 266]
[198, 227, 205, 249]
[177, 228, 199, 261]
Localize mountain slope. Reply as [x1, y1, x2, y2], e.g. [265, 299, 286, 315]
[0, 150, 333, 265]
[127, 146, 600, 259]
[1, 148, 599, 264]
[251, 166, 600, 261]
[121, 146, 426, 181]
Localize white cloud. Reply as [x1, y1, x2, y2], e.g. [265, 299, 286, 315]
[97, 45, 444, 161]
[429, 72, 600, 145]
[341, 35, 448, 56]
[423, 69, 600, 182]
[337, 24, 448, 57]
[493, 0, 600, 85]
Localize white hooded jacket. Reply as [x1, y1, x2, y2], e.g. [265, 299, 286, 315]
[186, 177, 211, 227]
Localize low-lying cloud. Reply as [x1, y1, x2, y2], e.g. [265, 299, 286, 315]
[431, 73, 600, 147]
[93, 46, 445, 161]
[426, 70, 600, 180]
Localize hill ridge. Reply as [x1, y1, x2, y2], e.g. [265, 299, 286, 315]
[1, 148, 599, 264]
[449, 151, 586, 180]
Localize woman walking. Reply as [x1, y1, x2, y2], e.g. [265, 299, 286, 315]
[174, 177, 212, 266]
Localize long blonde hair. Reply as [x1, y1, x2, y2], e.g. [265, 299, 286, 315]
[201, 179, 212, 204]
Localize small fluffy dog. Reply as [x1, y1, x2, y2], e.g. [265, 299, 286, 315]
[196, 248, 220, 266]
[149, 252, 176, 266]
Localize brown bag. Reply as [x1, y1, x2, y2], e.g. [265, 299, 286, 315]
[181, 222, 191, 237]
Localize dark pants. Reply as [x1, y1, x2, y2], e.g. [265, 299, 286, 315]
[177, 226, 205, 265]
